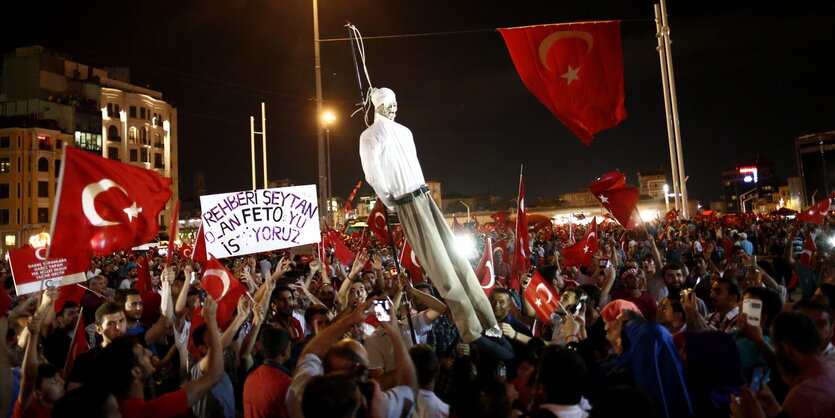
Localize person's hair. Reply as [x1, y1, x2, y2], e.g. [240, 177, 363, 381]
[259, 327, 291, 360]
[731, 245, 744, 255]
[88, 275, 106, 285]
[579, 284, 601, 307]
[283, 269, 305, 282]
[589, 385, 656, 418]
[409, 344, 439, 387]
[94, 302, 124, 327]
[114, 288, 140, 304]
[323, 340, 366, 373]
[58, 301, 79, 316]
[716, 276, 742, 299]
[771, 311, 822, 356]
[793, 299, 833, 326]
[36, 363, 60, 390]
[304, 304, 330, 325]
[537, 265, 558, 281]
[193, 323, 208, 348]
[302, 374, 361, 418]
[665, 294, 687, 322]
[489, 287, 512, 299]
[52, 385, 116, 418]
[564, 287, 586, 301]
[817, 282, 835, 311]
[660, 263, 682, 278]
[743, 286, 783, 329]
[271, 286, 293, 303]
[537, 345, 587, 405]
[93, 335, 141, 396]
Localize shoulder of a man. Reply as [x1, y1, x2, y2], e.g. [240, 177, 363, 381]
[286, 354, 324, 418]
[383, 385, 416, 418]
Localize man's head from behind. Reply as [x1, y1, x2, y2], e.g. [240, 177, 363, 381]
[409, 344, 439, 389]
[302, 373, 363, 418]
[259, 327, 291, 363]
[323, 338, 368, 373]
[537, 345, 587, 405]
[771, 311, 824, 382]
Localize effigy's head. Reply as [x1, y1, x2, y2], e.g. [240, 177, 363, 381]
[371, 87, 397, 120]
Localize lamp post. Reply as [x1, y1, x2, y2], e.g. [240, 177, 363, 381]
[663, 184, 670, 212]
[458, 200, 471, 222]
[323, 111, 336, 224]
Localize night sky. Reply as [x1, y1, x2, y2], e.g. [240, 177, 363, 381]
[3, 1, 834, 206]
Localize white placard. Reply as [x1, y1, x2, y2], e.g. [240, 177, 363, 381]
[200, 185, 320, 258]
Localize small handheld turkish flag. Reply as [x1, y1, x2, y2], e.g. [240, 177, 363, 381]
[588, 170, 641, 230]
[201, 258, 246, 328]
[796, 194, 834, 225]
[368, 198, 390, 244]
[191, 224, 211, 263]
[514, 171, 531, 274]
[799, 236, 816, 267]
[325, 225, 355, 266]
[475, 237, 496, 296]
[524, 270, 559, 322]
[50, 147, 172, 259]
[399, 240, 424, 283]
[499, 21, 626, 145]
[451, 214, 464, 234]
[562, 217, 599, 267]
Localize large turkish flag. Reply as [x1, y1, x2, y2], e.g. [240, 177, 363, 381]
[588, 170, 641, 230]
[562, 217, 599, 267]
[499, 21, 626, 145]
[50, 147, 172, 259]
[524, 270, 560, 323]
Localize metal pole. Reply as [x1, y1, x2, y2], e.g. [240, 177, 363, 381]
[459, 200, 470, 222]
[313, 0, 327, 217]
[659, 0, 689, 218]
[326, 127, 332, 224]
[250, 116, 256, 190]
[381, 204, 417, 344]
[654, 4, 681, 214]
[261, 102, 268, 189]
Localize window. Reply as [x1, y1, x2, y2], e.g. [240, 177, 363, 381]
[108, 125, 119, 141]
[0, 158, 9, 173]
[107, 103, 114, 117]
[114, 104, 121, 116]
[0, 209, 8, 225]
[0, 136, 9, 148]
[54, 159, 61, 174]
[37, 157, 49, 172]
[128, 127, 137, 144]
[139, 128, 147, 144]
[129, 106, 137, 118]
[38, 181, 49, 197]
[37, 208, 48, 224]
[154, 133, 162, 148]
[140, 107, 146, 119]
[17, 183, 20, 198]
[108, 147, 119, 160]
[56, 140, 62, 149]
[0, 184, 8, 199]
[73, 131, 102, 151]
[130, 149, 138, 162]
[17, 158, 20, 172]
[140, 148, 148, 162]
[154, 153, 164, 168]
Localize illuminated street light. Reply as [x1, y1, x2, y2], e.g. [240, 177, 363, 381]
[323, 110, 336, 223]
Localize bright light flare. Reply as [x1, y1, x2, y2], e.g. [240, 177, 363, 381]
[454, 234, 476, 258]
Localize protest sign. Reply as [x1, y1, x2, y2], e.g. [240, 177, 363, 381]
[6, 245, 87, 295]
[200, 185, 321, 258]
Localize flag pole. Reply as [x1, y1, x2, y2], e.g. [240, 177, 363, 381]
[654, 4, 682, 215]
[250, 116, 256, 190]
[380, 205, 417, 344]
[657, 0, 689, 218]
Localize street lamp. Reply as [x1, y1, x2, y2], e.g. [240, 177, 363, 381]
[323, 111, 336, 223]
[663, 184, 670, 212]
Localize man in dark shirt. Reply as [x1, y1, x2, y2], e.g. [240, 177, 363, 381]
[67, 302, 126, 390]
[42, 302, 80, 369]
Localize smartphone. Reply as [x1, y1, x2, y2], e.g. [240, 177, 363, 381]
[742, 298, 763, 327]
[244, 266, 251, 273]
[750, 366, 766, 391]
[373, 299, 391, 322]
[199, 289, 207, 307]
[599, 258, 610, 269]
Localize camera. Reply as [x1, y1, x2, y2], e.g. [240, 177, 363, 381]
[372, 299, 391, 322]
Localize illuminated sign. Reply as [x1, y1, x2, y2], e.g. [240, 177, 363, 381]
[739, 166, 758, 183]
[36, 135, 47, 141]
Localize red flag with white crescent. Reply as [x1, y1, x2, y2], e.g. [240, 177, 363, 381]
[524, 270, 560, 322]
[799, 236, 816, 267]
[797, 194, 835, 225]
[201, 258, 246, 328]
[63, 311, 89, 378]
[368, 198, 390, 245]
[343, 181, 363, 214]
[498, 21, 626, 145]
[475, 237, 496, 296]
[588, 170, 642, 230]
[399, 240, 424, 283]
[562, 217, 598, 267]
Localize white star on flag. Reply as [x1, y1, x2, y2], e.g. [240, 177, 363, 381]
[583, 245, 590, 253]
[809, 210, 816, 215]
[599, 195, 609, 204]
[560, 64, 580, 85]
[535, 298, 543, 307]
[123, 202, 143, 222]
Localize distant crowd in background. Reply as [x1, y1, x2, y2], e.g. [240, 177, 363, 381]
[2, 213, 835, 417]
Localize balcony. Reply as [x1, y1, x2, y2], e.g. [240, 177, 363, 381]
[108, 136, 121, 142]
[154, 142, 164, 148]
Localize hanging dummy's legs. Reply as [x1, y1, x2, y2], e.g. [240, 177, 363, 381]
[397, 193, 501, 343]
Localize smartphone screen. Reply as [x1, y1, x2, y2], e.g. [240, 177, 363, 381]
[373, 299, 391, 322]
[743, 299, 762, 327]
[199, 289, 207, 307]
[750, 366, 766, 391]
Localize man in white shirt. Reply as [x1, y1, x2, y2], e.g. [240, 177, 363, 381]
[359, 87, 500, 343]
[531, 345, 590, 418]
[409, 344, 449, 418]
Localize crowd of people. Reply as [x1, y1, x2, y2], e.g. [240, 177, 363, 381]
[2, 213, 835, 418]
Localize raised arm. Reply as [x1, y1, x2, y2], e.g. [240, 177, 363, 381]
[17, 314, 42, 411]
[302, 300, 373, 359]
[378, 309, 418, 397]
[183, 296, 223, 407]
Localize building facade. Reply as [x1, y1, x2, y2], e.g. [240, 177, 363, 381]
[795, 131, 835, 206]
[637, 171, 667, 199]
[0, 46, 179, 252]
[721, 156, 777, 213]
